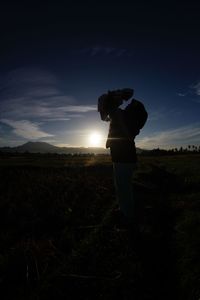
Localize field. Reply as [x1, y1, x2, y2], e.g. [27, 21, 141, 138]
[0, 153, 200, 300]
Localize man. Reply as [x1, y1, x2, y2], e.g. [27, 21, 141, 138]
[98, 88, 138, 226]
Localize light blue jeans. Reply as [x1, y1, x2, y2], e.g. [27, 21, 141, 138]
[113, 162, 137, 222]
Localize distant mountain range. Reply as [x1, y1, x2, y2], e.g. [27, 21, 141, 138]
[0, 142, 110, 154]
[0, 141, 145, 154]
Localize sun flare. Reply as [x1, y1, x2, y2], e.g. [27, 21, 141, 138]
[88, 132, 102, 147]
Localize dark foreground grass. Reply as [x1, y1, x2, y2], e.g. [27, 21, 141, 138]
[0, 154, 200, 300]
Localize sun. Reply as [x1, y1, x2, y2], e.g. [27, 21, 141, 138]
[88, 132, 102, 147]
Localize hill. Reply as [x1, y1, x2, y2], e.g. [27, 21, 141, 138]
[0, 141, 110, 155]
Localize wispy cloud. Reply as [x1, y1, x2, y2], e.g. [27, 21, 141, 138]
[147, 108, 182, 122]
[55, 143, 74, 147]
[0, 101, 96, 120]
[175, 82, 200, 104]
[0, 68, 99, 145]
[0, 119, 54, 139]
[0, 68, 96, 123]
[177, 92, 186, 97]
[148, 109, 165, 121]
[137, 123, 200, 149]
[81, 46, 131, 58]
[191, 82, 200, 96]
[57, 105, 96, 113]
[1, 68, 58, 89]
[91, 46, 115, 56]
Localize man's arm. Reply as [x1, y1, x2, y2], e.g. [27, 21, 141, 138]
[111, 109, 133, 140]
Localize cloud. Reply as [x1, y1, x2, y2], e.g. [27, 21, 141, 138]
[177, 93, 186, 97]
[115, 49, 127, 57]
[42, 118, 71, 122]
[0, 101, 96, 120]
[190, 82, 200, 96]
[57, 105, 96, 113]
[147, 108, 182, 122]
[82, 46, 129, 58]
[0, 119, 54, 139]
[148, 109, 165, 121]
[55, 143, 74, 147]
[0, 67, 98, 146]
[25, 88, 60, 98]
[1, 68, 58, 89]
[0, 68, 96, 122]
[137, 123, 200, 149]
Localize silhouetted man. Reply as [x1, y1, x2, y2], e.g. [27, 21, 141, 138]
[98, 88, 138, 228]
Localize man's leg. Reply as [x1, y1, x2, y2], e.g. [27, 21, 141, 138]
[113, 162, 136, 222]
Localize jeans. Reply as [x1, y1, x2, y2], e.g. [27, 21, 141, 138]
[113, 162, 137, 222]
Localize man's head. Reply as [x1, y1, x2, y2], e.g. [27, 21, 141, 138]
[121, 88, 134, 101]
[98, 95, 122, 120]
[98, 88, 134, 120]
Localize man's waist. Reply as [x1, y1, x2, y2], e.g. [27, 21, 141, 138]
[106, 136, 135, 148]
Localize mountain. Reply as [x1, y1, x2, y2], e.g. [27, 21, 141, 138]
[0, 142, 109, 154]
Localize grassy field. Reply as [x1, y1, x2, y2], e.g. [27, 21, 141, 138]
[0, 153, 200, 300]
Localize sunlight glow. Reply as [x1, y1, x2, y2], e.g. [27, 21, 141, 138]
[88, 132, 102, 147]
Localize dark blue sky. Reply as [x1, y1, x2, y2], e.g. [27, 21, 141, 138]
[0, 1, 200, 149]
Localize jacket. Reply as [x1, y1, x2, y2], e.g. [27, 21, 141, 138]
[106, 108, 137, 163]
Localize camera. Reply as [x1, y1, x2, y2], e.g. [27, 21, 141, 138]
[98, 88, 134, 121]
[108, 88, 134, 102]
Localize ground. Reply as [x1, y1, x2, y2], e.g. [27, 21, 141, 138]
[0, 153, 200, 300]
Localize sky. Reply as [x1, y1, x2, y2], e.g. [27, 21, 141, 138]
[0, 1, 200, 149]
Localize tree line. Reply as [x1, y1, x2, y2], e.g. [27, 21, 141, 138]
[142, 145, 200, 156]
